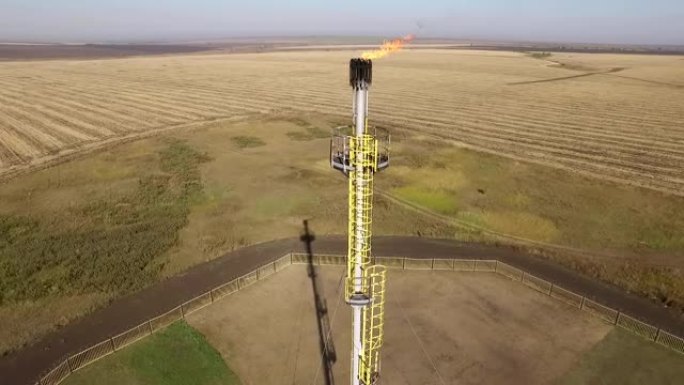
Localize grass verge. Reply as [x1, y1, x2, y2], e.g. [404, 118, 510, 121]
[556, 328, 684, 385]
[63, 321, 240, 385]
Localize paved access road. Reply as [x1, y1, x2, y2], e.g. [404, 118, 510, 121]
[1, 236, 682, 385]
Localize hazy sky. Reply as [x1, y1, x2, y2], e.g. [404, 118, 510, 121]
[1, 0, 683, 45]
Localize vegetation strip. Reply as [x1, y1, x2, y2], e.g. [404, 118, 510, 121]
[0, 140, 209, 305]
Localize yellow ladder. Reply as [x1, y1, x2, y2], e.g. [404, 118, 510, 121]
[345, 133, 387, 385]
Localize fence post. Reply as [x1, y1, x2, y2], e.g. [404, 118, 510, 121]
[548, 283, 554, 296]
[66, 357, 74, 373]
[148, 321, 153, 334]
[520, 271, 526, 282]
[495, 260, 499, 273]
[654, 328, 661, 342]
[431, 259, 435, 270]
[110, 337, 116, 352]
[401, 258, 406, 270]
[180, 304, 185, 319]
[580, 296, 586, 310]
[210, 289, 215, 303]
[472, 260, 477, 272]
[615, 311, 621, 325]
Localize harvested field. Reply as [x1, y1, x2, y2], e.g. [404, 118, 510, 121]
[0, 50, 682, 195]
[187, 265, 614, 385]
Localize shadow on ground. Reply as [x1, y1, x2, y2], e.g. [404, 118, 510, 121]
[301, 220, 338, 385]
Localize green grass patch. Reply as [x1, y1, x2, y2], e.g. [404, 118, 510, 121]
[286, 126, 330, 141]
[0, 140, 209, 304]
[556, 328, 684, 385]
[63, 321, 240, 385]
[230, 136, 265, 149]
[452, 210, 559, 243]
[393, 186, 458, 214]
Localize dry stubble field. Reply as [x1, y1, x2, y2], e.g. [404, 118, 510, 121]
[0, 49, 683, 195]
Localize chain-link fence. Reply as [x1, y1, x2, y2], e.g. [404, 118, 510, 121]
[37, 255, 293, 385]
[36, 252, 683, 385]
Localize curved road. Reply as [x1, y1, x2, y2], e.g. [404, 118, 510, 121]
[1, 236, 682, 385]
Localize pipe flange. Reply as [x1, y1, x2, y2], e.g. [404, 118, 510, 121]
[347, 293, 372, 307]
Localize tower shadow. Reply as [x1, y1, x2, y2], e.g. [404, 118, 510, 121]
[301, 220, 337, 385]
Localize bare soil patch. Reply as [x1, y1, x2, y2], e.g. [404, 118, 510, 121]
[187, 265, 612, 385]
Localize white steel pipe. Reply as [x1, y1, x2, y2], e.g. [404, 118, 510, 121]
[355, 88, 367, 137]
[352, 305, 362, 385]
[351, 85, 367, 385]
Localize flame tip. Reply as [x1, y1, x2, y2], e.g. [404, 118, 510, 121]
[360, 33, 415, 60]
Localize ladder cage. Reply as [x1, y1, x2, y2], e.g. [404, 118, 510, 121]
[359, 265, 387, 385]
[345, 135, 376, 299]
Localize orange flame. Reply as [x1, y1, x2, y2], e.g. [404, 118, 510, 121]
[361, 34, 415, 60]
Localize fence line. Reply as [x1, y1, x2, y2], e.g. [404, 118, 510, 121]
[37, 255, 292, 385]
[433, 258, 455, 271]
[522, 273, 553, 295]
[37, 252, 684, 385]
[150, 306, 183, 332]
[290, 254, 684, 356]
[67, 340, 114, 372]
[495, 261, 524, 281]
[617, 313, 659, 341]
[111, 322, 150, 351]
[474, 260, 497, 272]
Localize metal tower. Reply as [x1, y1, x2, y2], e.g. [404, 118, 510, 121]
[331, 59, 390, 385]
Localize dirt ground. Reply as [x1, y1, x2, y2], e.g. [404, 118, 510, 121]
[187, 265, 612, 385]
